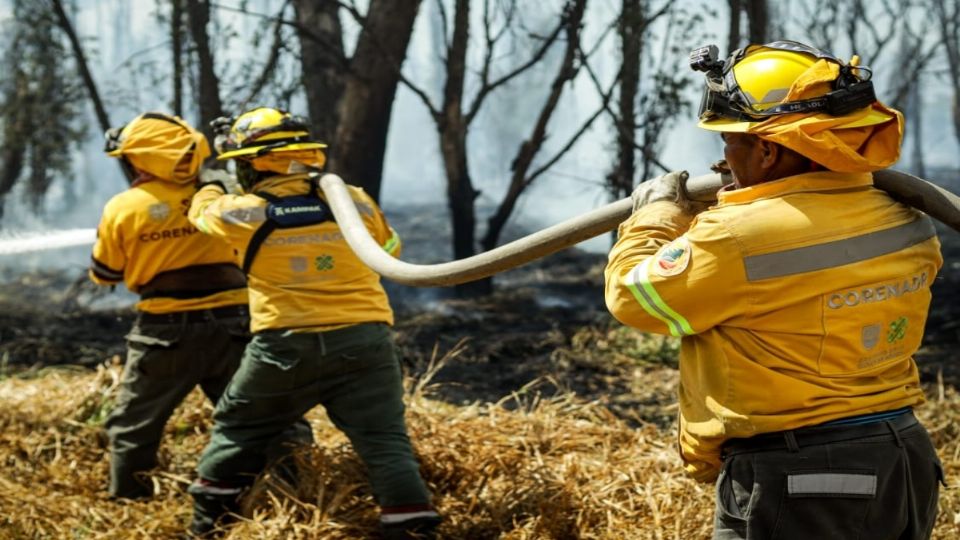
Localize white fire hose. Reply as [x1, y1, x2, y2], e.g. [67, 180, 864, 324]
[319, 170, 960, 287]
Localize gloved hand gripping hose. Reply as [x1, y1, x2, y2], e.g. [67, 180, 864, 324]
[319, 171, 960, 287]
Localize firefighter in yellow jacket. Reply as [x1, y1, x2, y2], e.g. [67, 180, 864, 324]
[605, 41, 944, 539]
[91, 113, 249, 499]
[184, 107, 439, 539]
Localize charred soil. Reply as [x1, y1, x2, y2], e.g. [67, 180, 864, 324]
[1, 229, 958, 423]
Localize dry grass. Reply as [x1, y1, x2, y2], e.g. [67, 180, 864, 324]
[0, 357, 958, 539]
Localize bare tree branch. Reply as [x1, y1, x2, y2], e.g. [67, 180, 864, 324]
[465, 17, 565, 125]
[581, 15, 674, 180]
[398, 72, 442, 119]
[210, 0, 348, 68]
[526, 96, 611, 186]
[475, 0, 518, 104]
[236, 0, 292, 110]
[48, 0, 131, 182]
[887, 23, 941, 110]
[49, 0, 110, 134]
[337, 0, 365, 25]
[481, 0, 589, 251]
[435, 0, 451, 54]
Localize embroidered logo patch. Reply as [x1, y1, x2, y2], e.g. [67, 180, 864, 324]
[148, 202, 171, 222]
[314, 254, 335, 271]
[652, 237, 691, 277]
[861, 324, 881, 350]
[887, 316, 908, 343]
[289, 256, 308, 273]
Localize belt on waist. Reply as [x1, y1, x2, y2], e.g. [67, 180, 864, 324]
[137, 304, 249, 325]
[252, 322, 389, 354]
[139, 263, 247, 300]
[722, 409, 918, 456]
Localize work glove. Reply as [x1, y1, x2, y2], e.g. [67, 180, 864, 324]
[630, 170, 708, 214]
[197, 167, 242, 195]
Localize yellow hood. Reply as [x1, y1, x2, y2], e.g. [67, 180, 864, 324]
[107, 113, 211, 183]
[746, 59, 904, 173]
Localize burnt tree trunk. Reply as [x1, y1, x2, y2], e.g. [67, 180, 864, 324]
[330, 0, 422, 199]
[744, 0, 768, 44]
[909, 80, 926, 178]
[293, 0, 345, 144]
[171, 0, 184, 116]
[438, 0, 486, 297]
[609, 0, 642, 201]
[0, 84, 28, 224]
[727, 0, 742, 52]
[186, 0, 224, 148]
[444, 127, 484, 296]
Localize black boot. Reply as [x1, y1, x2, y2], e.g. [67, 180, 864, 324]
[108, 474, 153, 500]
[186, 480, 245, 537]
[109, 460, 155, 500]
[381, 514, 442, 540]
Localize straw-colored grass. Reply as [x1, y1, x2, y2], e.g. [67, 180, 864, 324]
[1, 357, 958, 539]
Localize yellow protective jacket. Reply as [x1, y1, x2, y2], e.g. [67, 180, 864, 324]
[188, 173, 400, 333]
[605, 171, 942, 482]
[90, 180, 248, 313]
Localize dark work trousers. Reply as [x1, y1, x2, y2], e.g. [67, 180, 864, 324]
[106, 307, 249, 499]
[192, 322, 431, 521]
[713, 412, 945, 540]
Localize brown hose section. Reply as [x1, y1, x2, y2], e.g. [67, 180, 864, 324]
[319, 170, 960, 287]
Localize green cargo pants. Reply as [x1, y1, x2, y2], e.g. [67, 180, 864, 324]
[194, 322, 431, 509]
[106, 307, 249, 499]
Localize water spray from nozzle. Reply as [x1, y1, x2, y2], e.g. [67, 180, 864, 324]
[0, 228, 97, 255]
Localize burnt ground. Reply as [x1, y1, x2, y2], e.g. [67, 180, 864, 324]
[916, 223, 960, 383]
[0, 216, 958, 425]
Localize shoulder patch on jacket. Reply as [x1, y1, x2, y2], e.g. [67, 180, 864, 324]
[652, 236, 691, 277]
[223, 206, 266, 224]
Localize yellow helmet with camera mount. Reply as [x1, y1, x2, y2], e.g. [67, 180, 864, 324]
[691, 40, 895, 132]
[213, 107, 327, 160]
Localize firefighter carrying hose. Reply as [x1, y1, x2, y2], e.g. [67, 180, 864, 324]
[184, 107, 439, 538]
[91, 113, 250, 499]
[605, 41, 945, 539]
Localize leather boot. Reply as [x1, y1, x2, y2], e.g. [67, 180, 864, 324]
[186, 479, 245, 537]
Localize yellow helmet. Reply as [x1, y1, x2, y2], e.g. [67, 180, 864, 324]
[104, 112, 210, 182]
[690, 40, 894, 132]
[213, 107, 326, 160]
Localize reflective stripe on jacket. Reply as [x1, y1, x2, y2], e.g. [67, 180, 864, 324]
[604, 171, 942, 482]
[90, 179, 247, 313]
[188, 173, 400, 333]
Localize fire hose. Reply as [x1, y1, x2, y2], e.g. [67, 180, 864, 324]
[319, 170, 960, 287]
